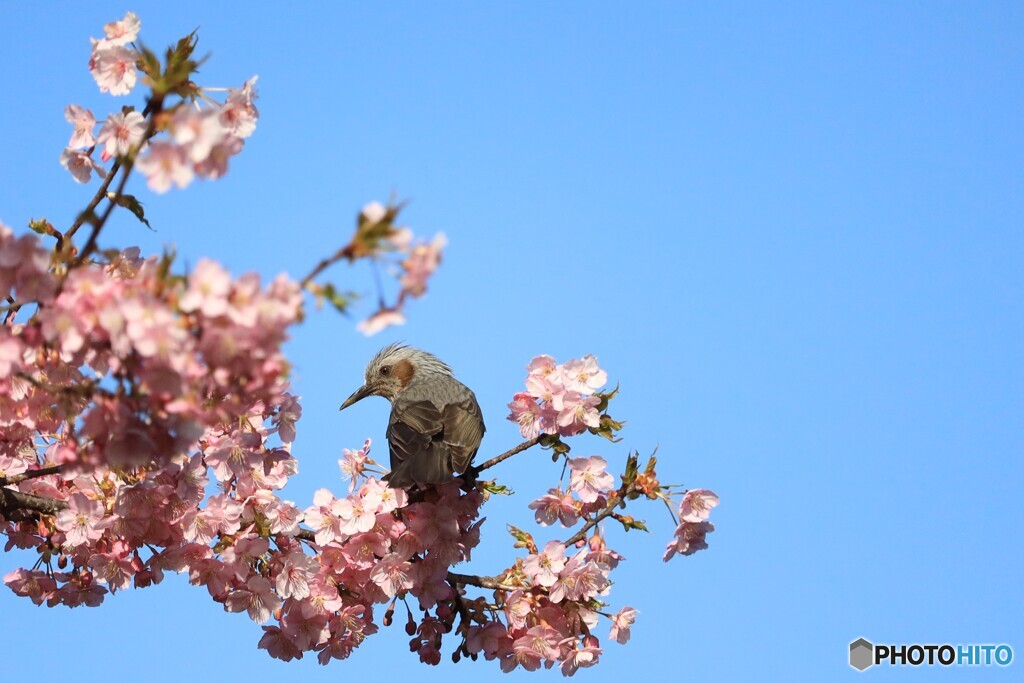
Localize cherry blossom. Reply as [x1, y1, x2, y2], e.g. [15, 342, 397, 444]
[96, 111, 147, 159]
[101, 11, 141, 46]
[135, 141, 194, 193]
[609, 606, 637, 644]
[55, 493, 105, 547]
[679, 488, 720, 522]
[60, 148, 106, 183]
[89, 42, 138, 96]
[568, 456, 615, 503]
[64, 105, 97, 148]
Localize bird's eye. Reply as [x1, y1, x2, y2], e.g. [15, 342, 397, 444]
[380, 365, 391, 376]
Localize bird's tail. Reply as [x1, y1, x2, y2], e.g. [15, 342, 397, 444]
[383, 444, 454, 489]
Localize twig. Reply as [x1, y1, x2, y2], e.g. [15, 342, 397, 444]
[445, 571, 517, 592]
[72, 159, 136, 267]
[299, 246, 348, 289]
[64, 161, 122, 241]
[563, 481, 638, 547]
[465, 436, 543, 477]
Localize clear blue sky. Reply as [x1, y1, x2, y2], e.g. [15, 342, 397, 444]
[1, 3, 1021, 681]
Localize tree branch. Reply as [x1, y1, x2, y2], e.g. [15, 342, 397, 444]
[299, 246, 349, 289]
[466, 436, 543, 477]
[445, 571, 517, 592]
[64, 161, 122, 241]
[0, 487, 68, 522]
[0, 466, 63, 487]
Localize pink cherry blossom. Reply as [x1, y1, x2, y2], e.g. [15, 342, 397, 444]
[400, 233, 446, 297]
[568, 456, 615, 503]
[258, 626, 304, 662]
[679, 488, 720, 522]
[525, 373, 564, 406]
[55, 493, 106, 547]
[178, 258, 231, 317]
[523, 540, 567, 587]
[663, 521, 715, 561]
[96, 111, 147, 158]
[102, 11, 141, 45]
[218, 77, 260, 138]
[195, 135, 244, 179]
[513, 624, 563, 664]
[557, 391, 601, 435]
[4, 569, 57, 606]
[60, 148, 107, 184]
[562, 354, 608, 393]
[135, 141, 194, 193]
[304, 489, 343, 545]
[526, 354, 558, 379]
[355, 307, 406, 336]
[171, 108, 225, 162]
[369, 553, 414, 597]
[224, 575, 282, 624]
[89, 41, 138, 95]
[65, 105, 97, 148]
[274, 394, 302, 445]
[507, 392, 544, 439]
[609, 606, 637, 644]
[561, 635, 602, 676]
[333, 494, 377, 535]
[528, 488, 579, 527]
[274, 551, 319, 600]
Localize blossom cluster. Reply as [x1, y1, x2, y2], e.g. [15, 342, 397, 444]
[353, 202, 447, 336]
[63, 12, 258, 193]
[663, 488, 719, 561]
[459, 457, 634, 674]
[507, 354, 610, 439]
[1, 12, 720, 676]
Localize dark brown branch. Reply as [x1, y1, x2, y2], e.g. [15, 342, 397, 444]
[64, 161, 122, 241]
[445, 571, 516, 592]
[466, 436, 542, 477]
[0, 466, 63, 486]
[0, 487, 68, 522]
[299, 246, 349, 289]
[72, 157, 136, 267]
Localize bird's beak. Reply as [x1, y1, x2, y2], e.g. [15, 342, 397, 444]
[339, 385, 372, 411]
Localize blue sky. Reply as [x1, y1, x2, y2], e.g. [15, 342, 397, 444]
[1, 3, 1021, 681]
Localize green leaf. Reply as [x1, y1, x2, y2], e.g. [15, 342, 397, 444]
[112, 194, 152, 230]
[28, 219, 53, 236]
[319, 283, 357, 315]
[616, 515, 649, 533]
[137, 45, 162, 85]
[506, 525, 537, 553]
[539, 433, 571, 455]
[593, 383, 620, 412]
[481, 480, 514, 496]
[622, 451, 640, 487]
[589, 414, 625, 442]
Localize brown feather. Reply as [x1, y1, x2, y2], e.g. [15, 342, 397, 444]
[392, 358, 416, 389]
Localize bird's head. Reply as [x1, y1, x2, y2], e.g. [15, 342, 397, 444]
[339, 343, 453, 409]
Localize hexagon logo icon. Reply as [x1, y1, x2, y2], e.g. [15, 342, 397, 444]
[850, 638, 874, 671]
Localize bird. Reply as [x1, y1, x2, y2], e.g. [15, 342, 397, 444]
[339, 344, 485, 489]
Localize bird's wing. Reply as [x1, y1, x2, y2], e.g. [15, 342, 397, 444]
[387, 399, 443, 470]
[441, 398, 486, 475]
